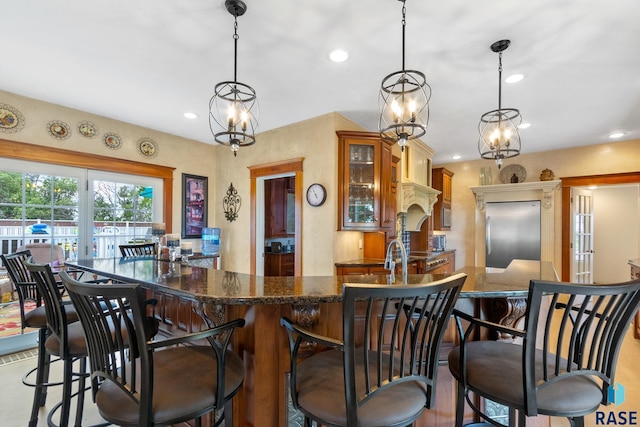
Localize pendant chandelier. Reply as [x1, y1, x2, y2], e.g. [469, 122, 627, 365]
[379, 0, 431, 152]
[209, 0, 259, 157]
[478, 39, 522, 169]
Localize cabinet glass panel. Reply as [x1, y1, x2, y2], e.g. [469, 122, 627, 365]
[348, 144, 375, 224]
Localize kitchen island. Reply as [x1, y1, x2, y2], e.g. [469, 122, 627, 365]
[69, 258, 557, 427]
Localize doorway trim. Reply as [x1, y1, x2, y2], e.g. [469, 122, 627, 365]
[248, 158, 304, 275]
[560, 171, 640, 281]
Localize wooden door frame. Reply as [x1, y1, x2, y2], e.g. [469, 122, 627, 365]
[248, 158, 304, 276]
[0, 138, 175, 229]
[561, 171, 640, 281]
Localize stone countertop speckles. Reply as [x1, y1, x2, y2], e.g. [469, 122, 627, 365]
[335, 250, 457, 267]
[68, 258, 557, 305]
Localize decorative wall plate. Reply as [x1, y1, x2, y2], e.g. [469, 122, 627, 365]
[78, 121, 97, 138]
[137, 138, 158, 158]
[47, 120, 71, 139]
[103, 133, 122, 149]
[500, 164, 526, 184]
[0, 103, 25, 133]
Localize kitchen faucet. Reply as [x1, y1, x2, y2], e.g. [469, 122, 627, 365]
[384, 238, 408, 284]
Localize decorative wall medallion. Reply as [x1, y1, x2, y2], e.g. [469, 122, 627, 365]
[137, 138, 158, 158]
[103, 133, 122, 149]
[47, 120, 71, 139]
[0, 103, 25, 133]
[78, 121, 97, 138]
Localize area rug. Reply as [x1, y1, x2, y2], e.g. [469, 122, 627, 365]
[0, 301, 35, 338]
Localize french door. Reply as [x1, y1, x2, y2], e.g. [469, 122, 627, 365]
[570, 187, 594, 284]
[0, 158, 163, 263]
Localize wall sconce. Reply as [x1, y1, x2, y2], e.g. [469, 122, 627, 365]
[223, 182, 241, 222]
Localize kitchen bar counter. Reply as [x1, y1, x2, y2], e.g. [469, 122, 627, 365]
[69, 258, 556, 304]
[68, 258, 556, 427]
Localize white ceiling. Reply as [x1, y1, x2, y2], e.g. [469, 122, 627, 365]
[3, 0, 639, 164]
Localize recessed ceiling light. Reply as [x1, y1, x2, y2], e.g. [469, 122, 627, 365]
[452, 155, 462, 160]
[329, 49, 349, 63]
[608, 132, 625, 139]
[184, 112, 198, 119]
[505, 74, 524, 83]
[518, 122, 531, 129]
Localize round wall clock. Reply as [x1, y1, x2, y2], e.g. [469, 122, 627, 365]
[306, 183, 327, 207]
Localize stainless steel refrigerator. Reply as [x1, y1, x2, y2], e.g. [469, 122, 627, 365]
[486, 201, 541, 268]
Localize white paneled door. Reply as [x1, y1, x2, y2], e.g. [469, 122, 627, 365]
[570, 187, 594, 284]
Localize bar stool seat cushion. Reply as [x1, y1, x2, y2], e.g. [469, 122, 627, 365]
[25, 304, 78, 330]
[23, 305, 48, 329]
[295, 349, 427, 427]
[95, 346, 244, 426]
[44, 321, 87, 357]
[448, 341, 603, 417]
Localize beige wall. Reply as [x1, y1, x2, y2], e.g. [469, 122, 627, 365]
[0, 90, 385, 276]
[434, 139, 640, 278]
[593, 185, 640, 283]
[5, 89, 639, 278]
[211, 112, 367, 275]
[0, 89, 215, 245]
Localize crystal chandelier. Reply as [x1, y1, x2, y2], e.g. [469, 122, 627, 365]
[379, 0, 431, 151]
[478, 39, 522, 169]
[209, 0, 259, 157]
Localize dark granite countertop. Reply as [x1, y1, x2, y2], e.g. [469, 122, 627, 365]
[335, 250, 456, 267]
[69, 258, 557, 305]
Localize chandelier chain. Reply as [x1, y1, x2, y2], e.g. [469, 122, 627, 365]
[497, 51, 503, 111]
[233, 17, 239, 82]
[401, 1, 406, 71]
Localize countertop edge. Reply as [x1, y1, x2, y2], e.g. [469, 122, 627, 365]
[335, 250, 456, 267]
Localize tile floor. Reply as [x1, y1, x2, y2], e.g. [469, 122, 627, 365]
[0, 353, 105, 426]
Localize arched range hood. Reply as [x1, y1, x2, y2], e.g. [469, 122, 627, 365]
[400, 181, 440, 231]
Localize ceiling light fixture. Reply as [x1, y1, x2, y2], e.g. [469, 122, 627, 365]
[209, 0, 259, 157]
[505, 74, 524, 83]
[478, 39, 522, 169]
[184, 112, 198, 119]
[608, 132, 625, 139]
[329, 49, 349, 63]
[379, 0, 430, 152]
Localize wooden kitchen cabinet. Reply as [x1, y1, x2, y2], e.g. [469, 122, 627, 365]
[337, 131, 396, 232]
[432, 167, 454, 230]
[265, 177, 294, 238]
[336, 260, 418, 276]
[336, 265, 389, 276]
[145, 288, 206, 338]
[429, 251, 456, 274]
[264, 252, 295, 276]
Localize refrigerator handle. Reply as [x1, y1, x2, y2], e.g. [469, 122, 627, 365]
[486, 216, 491, 255]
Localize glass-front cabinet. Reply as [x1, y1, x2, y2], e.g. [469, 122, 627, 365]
[337, 131, 395, 231]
